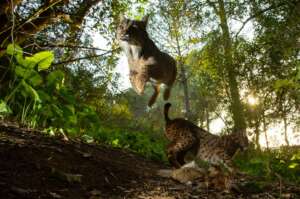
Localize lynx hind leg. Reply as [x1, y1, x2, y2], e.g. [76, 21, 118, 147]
[167, 137, 198, 168]
[167, 142, 181, 169]
[163, 85, 172, 101]
[163, 76, 176, 100]
[163, 63, 177, 100]
[148, 84, 160, 107]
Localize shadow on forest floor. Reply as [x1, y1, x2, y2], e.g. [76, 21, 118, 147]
[0, 122, 299, 199]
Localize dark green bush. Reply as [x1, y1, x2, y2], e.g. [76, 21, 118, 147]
[234, 147, 300, 184]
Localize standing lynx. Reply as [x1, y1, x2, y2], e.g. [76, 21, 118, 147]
[164, 103, 248, 169]
[117, 15, 177, 107]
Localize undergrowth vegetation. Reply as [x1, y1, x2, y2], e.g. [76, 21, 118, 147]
[85, 127, 167, 161]
[234, 148, 300, 184]
[0, 44, 100, 135]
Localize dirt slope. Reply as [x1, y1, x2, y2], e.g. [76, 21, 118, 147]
[0, 123, 299, 199]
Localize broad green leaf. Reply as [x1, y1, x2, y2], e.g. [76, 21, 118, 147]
[0, 100, 12, 114]
[6, 44, 23, 56]
[15, 65, 31, 78]
[66, 127, 79, 135]
[65, 104, 75, 114]
[23, 57, 36, 69]
[289, 163, 299, 169]
[15, 66, 42, 86]
[112, 139, 120, 147]
[59, 88, 76, 104]
[21, 80, 41, 102]
[37, 90, 51, 102]
[23, 51, 54, 71]
[28, 70, 43, 86]
[274, 79, 295, 90]
[67, 114, 77, 125]
[47, 70, 65, 89]
[34, 51, 54, 71]
[51, 104, 63, 118]
[291, 153, 300, 160]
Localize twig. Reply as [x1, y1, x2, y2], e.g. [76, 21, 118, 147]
[275, 173, 282, 198]
[10, 0, 15, 43]
[39, 44, 109, 51]
[234, 2, 286, 38]
[0, 0, 64, 37]
[52, 48, 120, 66]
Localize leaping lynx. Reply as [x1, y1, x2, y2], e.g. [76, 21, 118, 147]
[117, 15, 177, 107]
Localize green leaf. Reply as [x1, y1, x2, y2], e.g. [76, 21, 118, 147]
[35, 51, 54, 71]
[15, 65, 31, 78]
[291, 153, 300, 160]
[112, 139, 120, 147]
[289, 163, 299, 169]
[15, 66, 42, 86]
[6, 44, 23, 56]
[274, 79, 295, 90]
[65, 105, 75, 114]
[37, 90, 51, 102]
[47, 70, 65, 89]
[28, 71, 43, 86]
[21, 80, 41, 102]
[23, 57, 36, 69]
[0, 100, 12, 114]
[24, 51, 54, 71]
[59, 88, 76, 104]
[51, 104, 63, 118]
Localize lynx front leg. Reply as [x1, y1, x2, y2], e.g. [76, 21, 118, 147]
[148, 84, 160, 107]
[129, 70, 147, 95]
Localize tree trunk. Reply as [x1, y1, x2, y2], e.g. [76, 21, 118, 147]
[174, 26, 191, 119]
[180, 65, 191, 119]
[283, 115, 289, 146]
[254, 119, 260, 150]
[262, 113, 269, 149]
[206, 108, 210, 132]
[216, 0, 247, 133]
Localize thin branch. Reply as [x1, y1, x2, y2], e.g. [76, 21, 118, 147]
[52, 48, 119, 66]
[0, 0, 63, 36]
[207, 0, 219, 15]
[10, 0, 15, 44]
[15, 0, 64, 33]
[234, 2, 287, 38]
[39, 44, 109, 51]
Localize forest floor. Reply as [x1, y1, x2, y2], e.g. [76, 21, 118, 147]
[0, 122, 299, 199]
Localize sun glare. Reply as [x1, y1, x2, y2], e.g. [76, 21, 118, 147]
[247, 95, 258, 106]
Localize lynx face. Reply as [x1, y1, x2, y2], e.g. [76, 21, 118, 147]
[117, 16, 148, 46]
